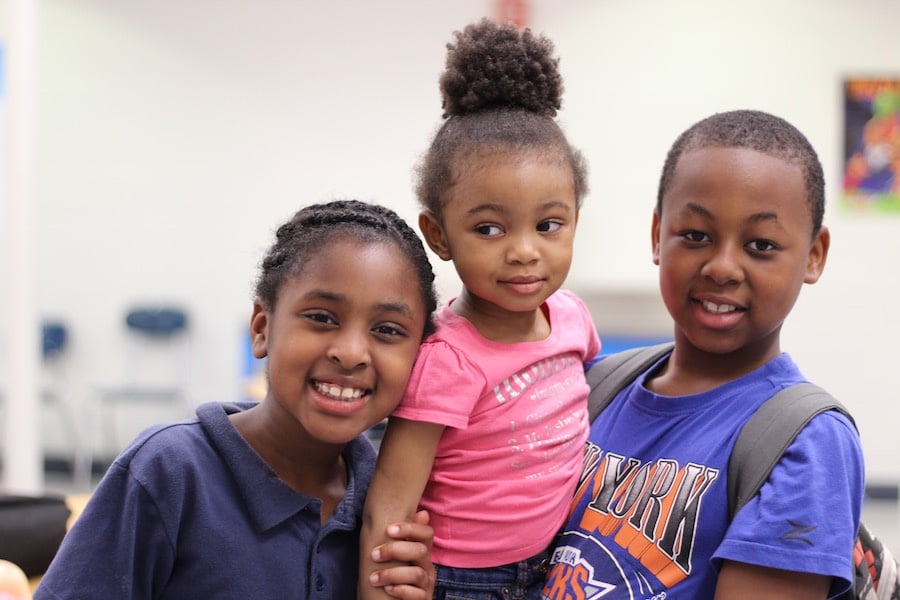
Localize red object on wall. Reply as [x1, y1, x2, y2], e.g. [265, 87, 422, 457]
[495, 0, 530, 28]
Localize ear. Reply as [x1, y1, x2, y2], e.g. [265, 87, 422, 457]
[804, 225, 830, 284]
[418, 210, 453, 262]
[249, 301, 270, 359]
[651, 210, 662, 265]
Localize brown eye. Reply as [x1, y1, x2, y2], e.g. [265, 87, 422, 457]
[372, 324, 408, 339]
[537, 220, 562, 233]
[683, 230, 708, 243]
[747, 239, 777, 252]
[475, 224, 502, 236]
[304, 312, 337, 326]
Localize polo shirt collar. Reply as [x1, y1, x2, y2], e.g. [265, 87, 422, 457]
[197, 402, 375, 533]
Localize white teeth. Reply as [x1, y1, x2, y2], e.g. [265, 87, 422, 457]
[314, 382, 365, 400]
[702, 300, 737, 314]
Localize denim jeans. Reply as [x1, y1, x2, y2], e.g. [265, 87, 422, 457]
[433, 549, 550, 600]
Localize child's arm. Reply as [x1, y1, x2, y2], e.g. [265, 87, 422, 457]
[359, 416, 445, 600]
[368, 509, 435, 599]
[714, 561, 829, 599]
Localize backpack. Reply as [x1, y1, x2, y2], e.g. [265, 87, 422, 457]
[586, 342, 900, 600]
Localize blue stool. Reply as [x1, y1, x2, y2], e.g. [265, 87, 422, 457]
[39, 321, 81, 481]
[42, 322, 68, 358]
[85, 306, 192, 488]
[125, 308, 188, 337]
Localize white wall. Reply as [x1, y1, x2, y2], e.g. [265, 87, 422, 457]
[1, 0, 898, 482]
[536, 0, 900, 484]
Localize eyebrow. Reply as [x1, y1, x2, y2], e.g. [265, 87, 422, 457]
[682, 202, 778, 224]
[302, 290, 415, 319]
[376, 301, 416, 320]
[465, 203, 505, 217]
[465, 199, 574, 217]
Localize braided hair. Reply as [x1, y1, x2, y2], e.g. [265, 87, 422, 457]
[255, 200, 438, 338]
[657, 109, 826, 236]
[416, 18, 588, 219]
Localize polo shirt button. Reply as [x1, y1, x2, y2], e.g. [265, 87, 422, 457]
[316, 574, 324, 591]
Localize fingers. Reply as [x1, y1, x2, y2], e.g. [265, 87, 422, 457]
[373, 511, 433, 564]
[369, 510, 435, 599]
[370, 562, 436, 600]
[372, 539, 428, 564]
[384, 510, 433, 548]
[368, 567, 432, 600]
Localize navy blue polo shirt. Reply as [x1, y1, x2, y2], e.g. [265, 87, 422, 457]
[36, 402, 375, 599]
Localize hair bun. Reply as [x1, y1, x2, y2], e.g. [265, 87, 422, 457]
[439, 18, 563, 118]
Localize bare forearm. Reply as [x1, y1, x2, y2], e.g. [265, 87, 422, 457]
[359, 418, 444, 600]
[359, 487, 420, 599]
[714, 561, 829, 599]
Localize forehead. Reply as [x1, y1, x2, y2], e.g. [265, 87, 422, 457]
[456, 146, 573, 177]
[447, 149, 577, 209]
[288, 239, 423, 309]
[664, 146, 811, 225]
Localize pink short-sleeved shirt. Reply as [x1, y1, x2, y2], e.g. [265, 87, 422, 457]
[393, 289, 601, 567]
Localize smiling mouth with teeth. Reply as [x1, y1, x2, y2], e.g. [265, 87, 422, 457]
[701, 300, 739, 314]
[313, 381, 367, 400]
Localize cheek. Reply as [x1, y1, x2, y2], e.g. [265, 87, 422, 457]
[657, 265, 684, 310]
[381, 348, 420, 389]
[550, 242, 574, 262]
[455, 251, 485, 270]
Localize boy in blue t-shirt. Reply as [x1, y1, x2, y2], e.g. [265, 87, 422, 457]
[543, 110, 864, 599]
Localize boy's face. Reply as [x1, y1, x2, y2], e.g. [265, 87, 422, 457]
[652, 146, 829, 363]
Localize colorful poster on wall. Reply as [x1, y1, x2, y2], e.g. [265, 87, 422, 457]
[842, 78, 900, 211]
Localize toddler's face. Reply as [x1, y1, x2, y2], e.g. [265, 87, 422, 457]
[425, 151, 579, 328]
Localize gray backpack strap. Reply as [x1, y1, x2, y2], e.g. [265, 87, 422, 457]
[587, 342, 674, 422]
[727, 382, 856, 518]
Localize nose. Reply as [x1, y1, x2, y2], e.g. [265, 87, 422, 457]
[327, 328, 371, 370]
[700, 244, 744, 285]
[505, 232, 540, 264]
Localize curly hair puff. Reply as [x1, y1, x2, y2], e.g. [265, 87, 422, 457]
[416, 18, 588, 218]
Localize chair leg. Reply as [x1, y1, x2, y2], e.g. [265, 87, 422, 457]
[72, 394, 97, 492]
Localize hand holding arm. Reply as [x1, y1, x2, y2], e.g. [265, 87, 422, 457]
[368, 510, 435, 599]
[359, 417, 444, 600]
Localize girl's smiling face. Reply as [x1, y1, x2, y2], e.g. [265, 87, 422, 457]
[250, 238, 427, 445]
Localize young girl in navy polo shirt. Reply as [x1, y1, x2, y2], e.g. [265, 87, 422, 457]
[37, 200, 439, 599]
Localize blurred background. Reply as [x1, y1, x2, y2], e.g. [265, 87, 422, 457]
[0, 0, 897, 543]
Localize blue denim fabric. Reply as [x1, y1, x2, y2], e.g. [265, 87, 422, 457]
[433, 549, 550, 600]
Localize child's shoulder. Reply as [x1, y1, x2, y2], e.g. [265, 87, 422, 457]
[549, 289, 595, 323]
[112, 420, 202, 476]
[550, 288, 587, 307]
[112, 402, 243, 476]
[414, 331, 488, 376]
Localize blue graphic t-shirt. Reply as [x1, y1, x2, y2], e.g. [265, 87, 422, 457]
[542, 353, 864, 600]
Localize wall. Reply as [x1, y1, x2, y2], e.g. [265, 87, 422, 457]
[0, 0, 897, 482]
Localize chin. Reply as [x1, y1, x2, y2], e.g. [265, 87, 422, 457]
[308, 420, 366, 446]
[682, 334, 745, 356]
